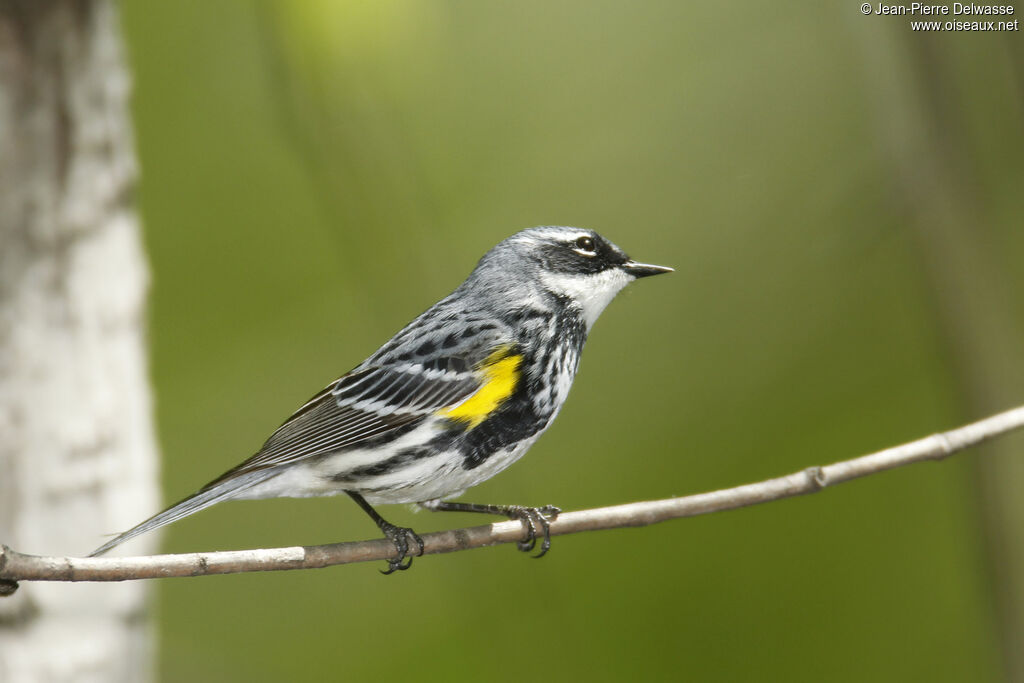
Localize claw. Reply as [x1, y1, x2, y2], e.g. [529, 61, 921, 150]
[531, 509, 554, 558]
[516, 512, 538, 553]
[380, 554, 414, 575]
[506, 505, 558, 558]
[423, 500, 561, 559]
[377, 521, 424, 575]
[539, 504, 561, 519]
[531, 505, 560, 557]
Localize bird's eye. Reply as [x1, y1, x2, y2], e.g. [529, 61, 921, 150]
[574, 236, 596, 253]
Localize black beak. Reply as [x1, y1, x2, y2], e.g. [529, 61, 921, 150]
[622, 260, 674, 278]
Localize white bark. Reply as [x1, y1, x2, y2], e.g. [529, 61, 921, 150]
[0, 1, 159, 680]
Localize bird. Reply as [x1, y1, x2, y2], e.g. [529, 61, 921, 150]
[90, 226, 672, 572]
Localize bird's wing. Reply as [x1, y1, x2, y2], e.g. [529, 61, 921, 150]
[198, 356, 489, 490]
[89, 353, 517, 557]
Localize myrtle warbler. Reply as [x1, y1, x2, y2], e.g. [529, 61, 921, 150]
[91, 226, 671, 572]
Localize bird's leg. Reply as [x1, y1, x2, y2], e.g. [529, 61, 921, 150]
[421, 500, 561, 558]
[346, 491, 424, 574]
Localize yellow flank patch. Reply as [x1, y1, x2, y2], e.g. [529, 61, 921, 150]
[441, 347, 522, 428]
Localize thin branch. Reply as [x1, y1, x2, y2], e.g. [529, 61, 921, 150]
[3, 404, 1024, 594]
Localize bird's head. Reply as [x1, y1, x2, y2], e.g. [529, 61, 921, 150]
[466, 226, 672, 330]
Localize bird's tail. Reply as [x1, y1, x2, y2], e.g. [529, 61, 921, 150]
[89, 469, 280, 557]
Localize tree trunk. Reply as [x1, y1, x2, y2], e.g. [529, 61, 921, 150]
[0, 0, 159, 680]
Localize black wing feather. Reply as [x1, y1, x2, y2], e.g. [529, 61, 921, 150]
[198, 363, 481, 490]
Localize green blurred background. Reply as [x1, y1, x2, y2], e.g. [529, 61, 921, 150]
[114, 1, 1024, 681]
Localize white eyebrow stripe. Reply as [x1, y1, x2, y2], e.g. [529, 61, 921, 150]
[525, 227, 593, 244]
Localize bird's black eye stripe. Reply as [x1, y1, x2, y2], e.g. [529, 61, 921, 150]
[574, 236, 596, 253]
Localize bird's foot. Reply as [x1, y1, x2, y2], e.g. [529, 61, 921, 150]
[378, 521, 424, 575]
[505, 504, 561, 557]
[422, 500, 561, 558]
